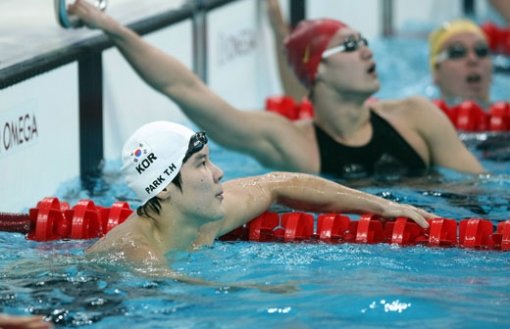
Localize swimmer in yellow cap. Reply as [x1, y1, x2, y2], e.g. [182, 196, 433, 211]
[429, 19, 493, 107]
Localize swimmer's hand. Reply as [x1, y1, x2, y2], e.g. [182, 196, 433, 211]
[381, 202, 436, 229]
[67, 0, 114, 31]
[0, 314, 53, 329]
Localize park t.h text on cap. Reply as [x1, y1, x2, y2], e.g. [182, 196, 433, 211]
[121, 121, 195, 205]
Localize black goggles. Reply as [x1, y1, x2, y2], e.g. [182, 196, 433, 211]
[322, 36, 369, 59]
[183, 131, 208, 162]
[435, 43, 490, 63]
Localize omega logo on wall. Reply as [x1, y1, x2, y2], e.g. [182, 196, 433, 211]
[0, 107, 39, 157]
[216, 28, 257, 66]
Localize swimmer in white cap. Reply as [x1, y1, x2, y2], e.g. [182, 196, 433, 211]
[87, 121, 435, 291]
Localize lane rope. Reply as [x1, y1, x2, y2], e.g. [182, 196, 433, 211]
[1, 197, 509, 251]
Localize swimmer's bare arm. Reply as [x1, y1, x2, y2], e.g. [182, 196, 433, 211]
[409, 97, 485, 174]
[208, 172, 435, 238]
[68, 0, 313, 172]
[0, 314, 53, 329]
[266, 0, 307, 100]
[489, 0, 510, 25]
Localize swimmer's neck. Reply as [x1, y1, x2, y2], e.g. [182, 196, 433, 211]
[145, 209, 203, 254]
[313, 90, 371, 140]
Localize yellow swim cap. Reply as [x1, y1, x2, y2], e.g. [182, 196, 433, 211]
[428, 19, 486, 71]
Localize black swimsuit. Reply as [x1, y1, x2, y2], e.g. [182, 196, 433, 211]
[315, 111, 427, 178]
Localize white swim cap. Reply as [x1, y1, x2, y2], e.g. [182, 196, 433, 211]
[121, 121, 195, 205]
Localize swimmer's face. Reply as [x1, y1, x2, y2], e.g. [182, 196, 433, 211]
[433, 31, 492, 102]
[170, 145, 225, 222]
[315, 27, 380, 96]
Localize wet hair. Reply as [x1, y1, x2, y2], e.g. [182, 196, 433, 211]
[136, 172, 183, 218]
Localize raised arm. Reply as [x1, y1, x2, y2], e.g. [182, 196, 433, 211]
[489, 0, 510, 25]
[213, 172, 435, 238]
[266, 0, 307, 100]
[68, 0, 312, 171]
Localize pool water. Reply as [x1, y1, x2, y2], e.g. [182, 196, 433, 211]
[2, 36, 510, 328]
[1, 226, 509, 328]
[2, 139, 510, 328]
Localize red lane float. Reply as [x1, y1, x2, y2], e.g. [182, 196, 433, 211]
[317, 213, 353, 242]
[265, 96, 314, 120]
[267, 96, 510, 133]
[221, 211, 510, 251]
[27, 197, 70, 241]
[432, 99, 510, 132]
[23, 197, 133, 241]
[2, 198, 510, 251]
[481, 22, 510, 55]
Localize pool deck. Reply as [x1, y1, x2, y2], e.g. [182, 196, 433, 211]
[0, 0, 189, 87]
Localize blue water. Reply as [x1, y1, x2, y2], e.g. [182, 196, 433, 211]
[1, 230, 509, 328]
[2, 33, 510, 328]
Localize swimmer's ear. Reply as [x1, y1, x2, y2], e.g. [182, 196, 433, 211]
[157, 186, 172, 201]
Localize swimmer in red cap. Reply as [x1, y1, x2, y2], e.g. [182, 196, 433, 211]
[69, 0, 483, 178]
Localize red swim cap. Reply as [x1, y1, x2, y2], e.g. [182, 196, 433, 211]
[284, 19, 348, 89]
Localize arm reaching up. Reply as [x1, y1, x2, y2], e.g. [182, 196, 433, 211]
[489, 0, 510, 25]
[68, 0, 316, 172]
[266, 0, 307, 100]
